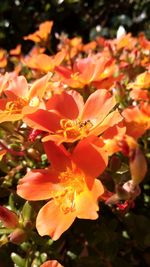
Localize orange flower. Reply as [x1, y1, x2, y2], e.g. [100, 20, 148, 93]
[58, 36, 83, 59]
[40, 260, 63, 267]
[0, 73, 50, 123]
[128, 71, 150, 101]
[55, 55, 118, 89]
[24, 51, 65, 73]
[128, 71, 150, 90]
[122, 102, 150, 139]
[138, 32, 150, 50]
[115, 33, 137, 51]
[17, 138, 107, 240]
[24, 21, 53, 43]
[82, 41, 97, 53]
[25, 89, 122, 144]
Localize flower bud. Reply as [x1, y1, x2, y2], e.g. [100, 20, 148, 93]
[0, 206, 19, 228]
[11, 252, 25, 267]
[129, 148, 147, 185]
[109, 155, 121, 172]
[9, 228, 27, 244]
[122, 180, 141, 198]
[22, 201, 33, 221]
[27, 148, 41, 161]
[0, 149, 6, 160]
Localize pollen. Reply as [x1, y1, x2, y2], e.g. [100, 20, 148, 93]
[53, 168, 85, 214]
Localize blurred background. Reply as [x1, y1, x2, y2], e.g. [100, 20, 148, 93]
[0, 0, 150, 50]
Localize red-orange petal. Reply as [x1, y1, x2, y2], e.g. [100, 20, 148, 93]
[46, 91, 80, 120]
[24, 109, 61, 132]
[17, 169, 59, 201]
[72, 136, 108, 187]
[40, 260, 63, 267]
[43, 141, 72, 172]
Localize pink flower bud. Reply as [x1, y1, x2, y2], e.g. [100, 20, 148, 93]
[9, 228, 26, 244]
[129, 148, 147, 185]
[109, 155, 122, 172]
[0, 206, 19, 228]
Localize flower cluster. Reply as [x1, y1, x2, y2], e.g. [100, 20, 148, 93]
[0, 21, 149, 266]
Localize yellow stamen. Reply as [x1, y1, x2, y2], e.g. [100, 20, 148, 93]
[58, 118, 93, 140]
[53, 168, 85, 214]
[5, 98, 27, 114]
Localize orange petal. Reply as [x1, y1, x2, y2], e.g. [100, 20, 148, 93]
[76, 179, 104, 219]
[76, 57, 96, 83]
[24, 21, 53, 43]
[28, 73, 51, 100]
[80, 89, 116, 123]
[17, 169, 59, 201]
[125, 121, 147, 139]
[91, 110, 123, 136]
[36, 200, 76, 240]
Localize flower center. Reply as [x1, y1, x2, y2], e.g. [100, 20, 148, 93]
[5, 98, 27, 114]
[58, 118, 93, 140]
[53, 168, 85, 214]
[71, 72, 80, 80]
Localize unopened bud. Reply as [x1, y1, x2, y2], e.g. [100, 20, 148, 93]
[109, 155, 121, 172]
[129, 148, 147, 185]
[0, 206, 19, 228]
[27, 148, 41, 161]
[22, 201, 33, 221]
[9, 228, 27, 244]
[11, 252, 25, 267]
[116, 184, 130, 199]
[122, 180, 141, 198]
